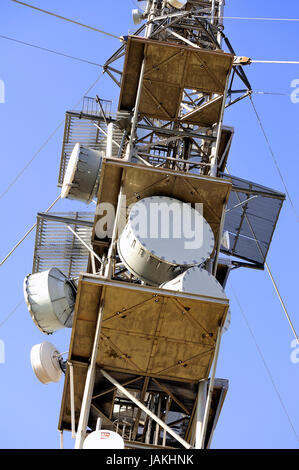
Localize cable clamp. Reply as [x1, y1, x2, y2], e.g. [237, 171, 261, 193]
[234, 56, 252, 65]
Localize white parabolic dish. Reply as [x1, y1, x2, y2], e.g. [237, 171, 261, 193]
[83, 430, 125, 449]
[128, 196, 214, 265]
[23, 267, 76, 335]
[30, 341, 62, 384]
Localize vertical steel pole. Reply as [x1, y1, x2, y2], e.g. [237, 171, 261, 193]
[194, 380, 208, 448]
[198, 327, 222, 448]
[217, 0, 225, 46]
[96, 417, 102, 431]
[104, 184, 125, 279]
[132, 376, 150, 441]
[127, 0, 157, 161]
[209, 73, 230, 177]
[90, 253, 96, 275]
[68, 361, 76, 438]
[59, 430, 63, 449]
[162, 397, 171, 446]
[213, 204, 226, 276]
[145, 394, 154, 444]
[106, 122, 114, 158]
[74, 301, 105, 449]
[127, 59, 146, 161]
[154, 395, 162, 445]
[211, 0, 215, 24]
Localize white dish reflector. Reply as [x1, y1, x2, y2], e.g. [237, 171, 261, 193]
[30, 341, 62, 384]
[132, 9, 143, 24]
[61, 143, 103, 203]
[24, 267, 76, 335]
[83, 430, 125, 449]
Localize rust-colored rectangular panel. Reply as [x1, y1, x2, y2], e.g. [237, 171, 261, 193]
[66, 276, 229, 382]
[119, 38, 145, 110]
[59, 276, 229, 432]
[180, 95, 223, 126]
[118, 36, 234, 122]
[184, 49, 233, 93]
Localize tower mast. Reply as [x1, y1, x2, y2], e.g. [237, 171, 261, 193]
[23, 0, 286, 450]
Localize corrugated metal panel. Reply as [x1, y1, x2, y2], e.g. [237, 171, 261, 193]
[220, 173, 285, 265]
[32, 212, 94, 278]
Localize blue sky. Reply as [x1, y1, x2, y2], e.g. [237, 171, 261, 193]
[0, 0, 299, 449]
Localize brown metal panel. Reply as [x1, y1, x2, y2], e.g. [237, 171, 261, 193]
[118, 36, 234, 121]
[180, 95, 223, 126]
[99, 331, 155, 373]
[101, 293, 162, 336]
[69, 281, 102, 360]
[143, 44, 187, 86]
[147, 340, 214, 381]
[91, 159, 123, 257]
[184, 49, 233, 93]
[141, 81, 182, 120]
[64, 276, 228, 385]
[118, 38, 145, 111]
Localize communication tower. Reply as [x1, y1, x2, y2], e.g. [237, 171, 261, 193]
[24, 0, 285, 449]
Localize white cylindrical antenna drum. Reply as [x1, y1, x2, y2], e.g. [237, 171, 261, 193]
[30, 341, 63, 384]
[117, 196, 214, 286]
[132, 9, 143, 25]
[83, 430, 125, 449]
[61, 143, 103, 203]
[161, 266, 231, 332]
[168, 0, 187, 9]
[24, 267, 77, 335]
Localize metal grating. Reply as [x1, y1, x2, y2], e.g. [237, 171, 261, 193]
[220, 173, 285, 266]
[82, 96, 112, 117]
[32, 212, 94, 278]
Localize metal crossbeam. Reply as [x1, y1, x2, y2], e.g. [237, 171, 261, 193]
[100, 369, 192, 449]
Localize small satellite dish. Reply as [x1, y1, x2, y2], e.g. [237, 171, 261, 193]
[132, 9, 144, 24]
[24, 267, 77, 335]
[168, 0, 187, 9]
[83, 430, 125, 449]
[30, 341, 63, 384]
[161, 266, 231, 332]
[117, 196, 214, 285]
[61, 143, 103, 203]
